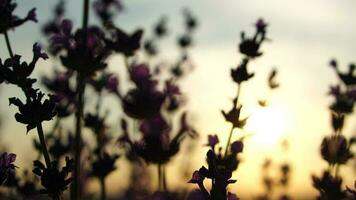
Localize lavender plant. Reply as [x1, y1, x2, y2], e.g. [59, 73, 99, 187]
[312, 60, 356, 200]
[188, 19, 269, 200]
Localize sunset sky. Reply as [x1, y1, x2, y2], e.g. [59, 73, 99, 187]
[0, 0, 355, 199]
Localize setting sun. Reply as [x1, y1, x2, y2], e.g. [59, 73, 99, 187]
[246, 106, 287, 145]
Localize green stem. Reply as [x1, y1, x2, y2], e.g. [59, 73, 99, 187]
[100, 177, 106, 200]
[4, 32, 14, 58]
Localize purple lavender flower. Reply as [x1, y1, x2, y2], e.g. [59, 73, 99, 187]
[206, 134, 219, 149]
[230, 140, 243, 154]
[188, 170, 205, 184]
[93, 0, 123, 23]
[255, 18, 268, 34]
[122, 64, 166, 119]
[0, 152, 16, 185]
[0, 0, 37, 33]
[89, 72, 119, 94]
[90, 151, 119, 179]
[42, 70, 77, 118]
[51, 20, 109, 75]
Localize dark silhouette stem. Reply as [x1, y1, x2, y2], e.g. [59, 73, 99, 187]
[158, 164, 162, 190]
[224, 84, 242, 157]
[36, 123, 51, 168]
[224, 125, 235, 158]
[37, 123, 61, 200]
[71, 0, 90, 199]
[100, 177, 106, 200]
[72, 74, 86, 200]
[82, 0, 89, 30]
[162, 165, 167, 191]
[4, 32, 14, 58]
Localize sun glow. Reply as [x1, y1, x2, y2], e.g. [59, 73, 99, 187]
[245, 106, 287, 145]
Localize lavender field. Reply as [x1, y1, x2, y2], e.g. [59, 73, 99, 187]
[0, 0, 355, 199]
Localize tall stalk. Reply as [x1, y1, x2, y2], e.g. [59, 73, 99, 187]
[71, 0, 90, 199]
[4, 32, 14, 58]
[224, 83, 242, 157]
[100, 177, 106, 200]
[72, 74, 86, 200]
[4, 31, 60, 200]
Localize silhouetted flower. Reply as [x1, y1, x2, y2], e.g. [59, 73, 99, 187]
[268, 68, 279, 89]
[42, 70, 77, 117]
[121, 113, 195, 164]
[0, 152, 16, 185]
[90, 151, 119, 179]
[178, 35, 192, 48]
[9, 90, 57, 132]
[42, 0, 65, 37]
[190, 135, 242, 200]
[93, 0, 123, 23]
[154, 16, 168, 37]
[331, 113, 344, 133]
[51, 20, 109, 75]
[32, 157, 73, 198]
[122, 64, 165, 119]
[0, 0, 37, 33]
[0, 43, 48, 90]
[312, 171, 346, 200]
[221, 99, 247, 129]
[231, 59, 254, 84]
[329, 85, 355, 114]
[239, 18, 267, 58]
[330, 60, 356, 86]
[255, 18, 268, 34]
[84, 113, 105, 132]
[320, 135, 353, 165]
[89, 72, 119, 94]
[106, 26, 143, 57]
[230, 141, 243, 154]
[183, 9, 198, 32]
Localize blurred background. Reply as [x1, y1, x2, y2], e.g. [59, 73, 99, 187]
[0, 0, 355, 199]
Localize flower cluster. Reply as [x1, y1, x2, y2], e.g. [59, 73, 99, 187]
[0, 152, 16, 185]
[188, 135, 243, 200]
[0, 0, 37, 33]
[312, 59, 356, 199]
[51, 20, 109, 75]
[0, 43, 48, 92]
[9, 90, 57, 132]
[32, 157, 73, 198]
[93, 0, 123, 24]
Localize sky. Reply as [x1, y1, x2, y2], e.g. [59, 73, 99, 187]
[0, 0, 356, 199]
